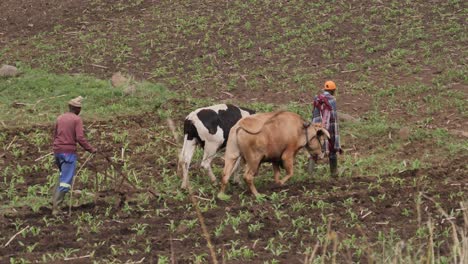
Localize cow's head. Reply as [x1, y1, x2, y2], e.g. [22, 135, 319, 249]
[303, 122, 330, 156]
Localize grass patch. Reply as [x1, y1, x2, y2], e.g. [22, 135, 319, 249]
[0, 66, 173, 126]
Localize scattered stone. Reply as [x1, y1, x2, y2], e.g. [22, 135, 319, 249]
[123, 84, 137, 96]
[338, 112, 359, 123]
[0, 65, 20, 77]
[398, 127, 411, 140]
[12, 102, 28, 108]
[111, 72, 128, 87]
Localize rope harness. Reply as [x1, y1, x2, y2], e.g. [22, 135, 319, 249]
[304, 126, 318, 151]
[304, 126, 327, 160]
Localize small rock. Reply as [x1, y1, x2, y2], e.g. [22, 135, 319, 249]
[398, 127, 411, 140]
[111, 72, 128, 87]
[338, 112, 359, 123]
[0, 65, 20, 77]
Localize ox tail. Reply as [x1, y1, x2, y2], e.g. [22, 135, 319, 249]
[178, 134, 196, 175]
[177, 134, 188, 176]
[179, 119, 197, 174]
[178, 133, 198, 189]
[223, 126, 242, 183]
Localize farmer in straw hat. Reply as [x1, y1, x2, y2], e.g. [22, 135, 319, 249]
[308, 81, 343, 177]
[52, 96, 96, 215]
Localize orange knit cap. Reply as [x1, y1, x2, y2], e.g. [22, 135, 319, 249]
[324, 80, 336, 91]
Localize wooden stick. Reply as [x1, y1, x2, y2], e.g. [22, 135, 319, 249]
[35, 152, 53, 162]
[64, 254, 92, 261]
[194, 195, 211, 201]
[3, 225, 30, 247]
[86, 121, 97, 129]
[304, 241, 320, 264]
[90, 64, 108, 69]
[133, 257, 145, 263]
[341, 69, 358, 73]
[170, 234, 176, 264]
[6, 135, 17, 150]
[69, 153, 94, 216]
[160, 137, 179, 147]
[361, 211, 372, 219]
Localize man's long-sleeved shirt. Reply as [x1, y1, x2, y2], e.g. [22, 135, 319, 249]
[312, 91, 341, 152]
[53, 112, 94, 154]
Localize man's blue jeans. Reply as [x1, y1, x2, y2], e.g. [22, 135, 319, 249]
[54, 153, 77, 192]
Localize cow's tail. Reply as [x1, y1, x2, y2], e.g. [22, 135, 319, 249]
[223, 125, 242, 181]
[177, 134, 189, 177]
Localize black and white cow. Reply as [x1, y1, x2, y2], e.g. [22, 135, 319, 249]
[178, 104, 255, 189]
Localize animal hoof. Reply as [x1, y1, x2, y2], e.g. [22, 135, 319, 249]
[217, 192, 231, 201]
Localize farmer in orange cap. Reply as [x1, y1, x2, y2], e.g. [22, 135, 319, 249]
[52, 96, 97, 215]
[309, 81, 343, 177]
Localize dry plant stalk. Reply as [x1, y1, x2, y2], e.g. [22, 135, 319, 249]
[187, 183, 218, 264]
[6, 135, 17, 150]
[34, 152, 53, 162]
[426, 217, 434, 264]
[423, 194, 467, 263]
[64, 254, 92, 261]
[460, 201, 467, 263]
[166, 118, 179, 144]
[357, 225, 375, 264]
[170, 233, 175, 264]
[166, 115, 218, 263]
[3, 225, 30, 247]
[318, 219, 338, 264]
[330, 231, 338, 264]
[304, 241, 320, 264]
[416, 191, 422, 227]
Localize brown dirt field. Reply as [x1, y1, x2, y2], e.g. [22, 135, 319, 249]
[1, 0, 467, 262]
[0, 113, 466, 263]
[2, 0, 466, 124]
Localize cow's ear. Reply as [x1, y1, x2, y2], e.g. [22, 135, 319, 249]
[303, 121, 311, 128]
[317, 128, 330, 139]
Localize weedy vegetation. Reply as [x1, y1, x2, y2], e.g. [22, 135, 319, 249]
[0, 0, 466, 263]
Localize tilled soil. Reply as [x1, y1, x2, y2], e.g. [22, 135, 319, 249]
[0, 114, 466, 263]
[1, 0, 467, 262]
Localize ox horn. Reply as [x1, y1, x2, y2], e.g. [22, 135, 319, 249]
[317, 128, 330, 139]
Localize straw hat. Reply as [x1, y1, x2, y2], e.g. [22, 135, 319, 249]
[68, 96, 84, 108]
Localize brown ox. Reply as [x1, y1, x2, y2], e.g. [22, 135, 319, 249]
[218, 111, 330, 197]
